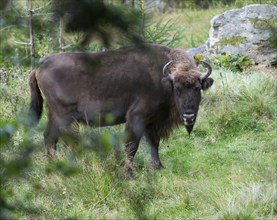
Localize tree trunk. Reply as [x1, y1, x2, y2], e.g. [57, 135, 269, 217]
[59, 16, 64, 52]
[28, 0, 35, 70]
[140, 0, 145, 39]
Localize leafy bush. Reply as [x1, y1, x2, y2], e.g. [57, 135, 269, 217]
[213, 53, 251, 71]
[196, 53, 252, 72]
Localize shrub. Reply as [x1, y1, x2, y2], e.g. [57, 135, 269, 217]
[194, 53, 251, 72]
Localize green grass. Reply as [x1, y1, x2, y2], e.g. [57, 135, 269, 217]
[1, 4, 277, 219]
[1, 68, 276, 219]
[151, 7, 232, 48]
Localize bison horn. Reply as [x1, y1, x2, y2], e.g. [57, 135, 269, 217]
[200, 60, 212, 80]
[163, 60, 174, 76]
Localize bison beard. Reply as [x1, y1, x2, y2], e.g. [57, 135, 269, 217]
[185, 125, 194, 135]
[29, 44, 213, 178]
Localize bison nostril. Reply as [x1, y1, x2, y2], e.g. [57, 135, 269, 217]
[183, 113, 195, 125]
[183, 113, 195, 120]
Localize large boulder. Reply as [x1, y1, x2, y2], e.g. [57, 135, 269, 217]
[206, 4, 277, 64]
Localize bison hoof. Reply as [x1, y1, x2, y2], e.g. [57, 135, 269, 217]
[123, 166, 135, 180]
[151, 161, 165, 170]
[47, 149, 57, 158]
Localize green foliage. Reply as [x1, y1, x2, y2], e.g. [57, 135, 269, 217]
[0, 0, 143, 67]
[194, 53, 252, 72]
[54, 0, 143, 47]
[0, 67, 29, 120]
[193, 54, 204, 64]
[0, 0, 57, 66]
[210, 53, 252, 72]
[0, 118, 34, 219]
[144, 19, 184, 48]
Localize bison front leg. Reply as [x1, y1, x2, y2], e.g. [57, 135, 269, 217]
[61, 121, 80, 154]
[124, 116, 144, 178]
[124, 138, 140, 179]
[145, 130, 164, 170]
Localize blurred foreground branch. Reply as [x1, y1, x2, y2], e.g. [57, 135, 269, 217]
[53, 0, 143, 47]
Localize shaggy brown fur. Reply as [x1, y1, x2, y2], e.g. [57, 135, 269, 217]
[29, 44, 213, 177]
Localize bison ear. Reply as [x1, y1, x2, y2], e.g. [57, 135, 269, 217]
[202, 77, 214, 90]
[161, 77, 173, 93]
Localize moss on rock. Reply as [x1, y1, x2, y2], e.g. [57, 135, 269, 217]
[217, 36, 246, 47]
[249, 17, 275, 30]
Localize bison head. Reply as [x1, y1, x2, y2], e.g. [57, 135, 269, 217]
[161, 60, 213, 134]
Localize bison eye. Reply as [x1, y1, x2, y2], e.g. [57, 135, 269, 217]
[195, 85, 201, 90]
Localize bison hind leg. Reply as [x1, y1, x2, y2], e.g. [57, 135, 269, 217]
[44, 116, 60, 157]
[44, 111, 80, 157]
[124, 104, 147, 178]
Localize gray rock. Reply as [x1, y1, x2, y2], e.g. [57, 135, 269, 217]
[186, 44, 206, 57]
[206, 4, 277, 64]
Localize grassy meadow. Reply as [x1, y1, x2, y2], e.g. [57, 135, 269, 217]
[151, 7, 227, 48]
[1, 4, 277, 220]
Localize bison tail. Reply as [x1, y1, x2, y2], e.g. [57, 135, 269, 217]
[29, 69, 43, 123]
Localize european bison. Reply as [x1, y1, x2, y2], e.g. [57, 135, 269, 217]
[29, 44, 213, 177]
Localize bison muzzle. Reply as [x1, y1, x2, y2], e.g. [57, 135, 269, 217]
[29, 44, 213, 178]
